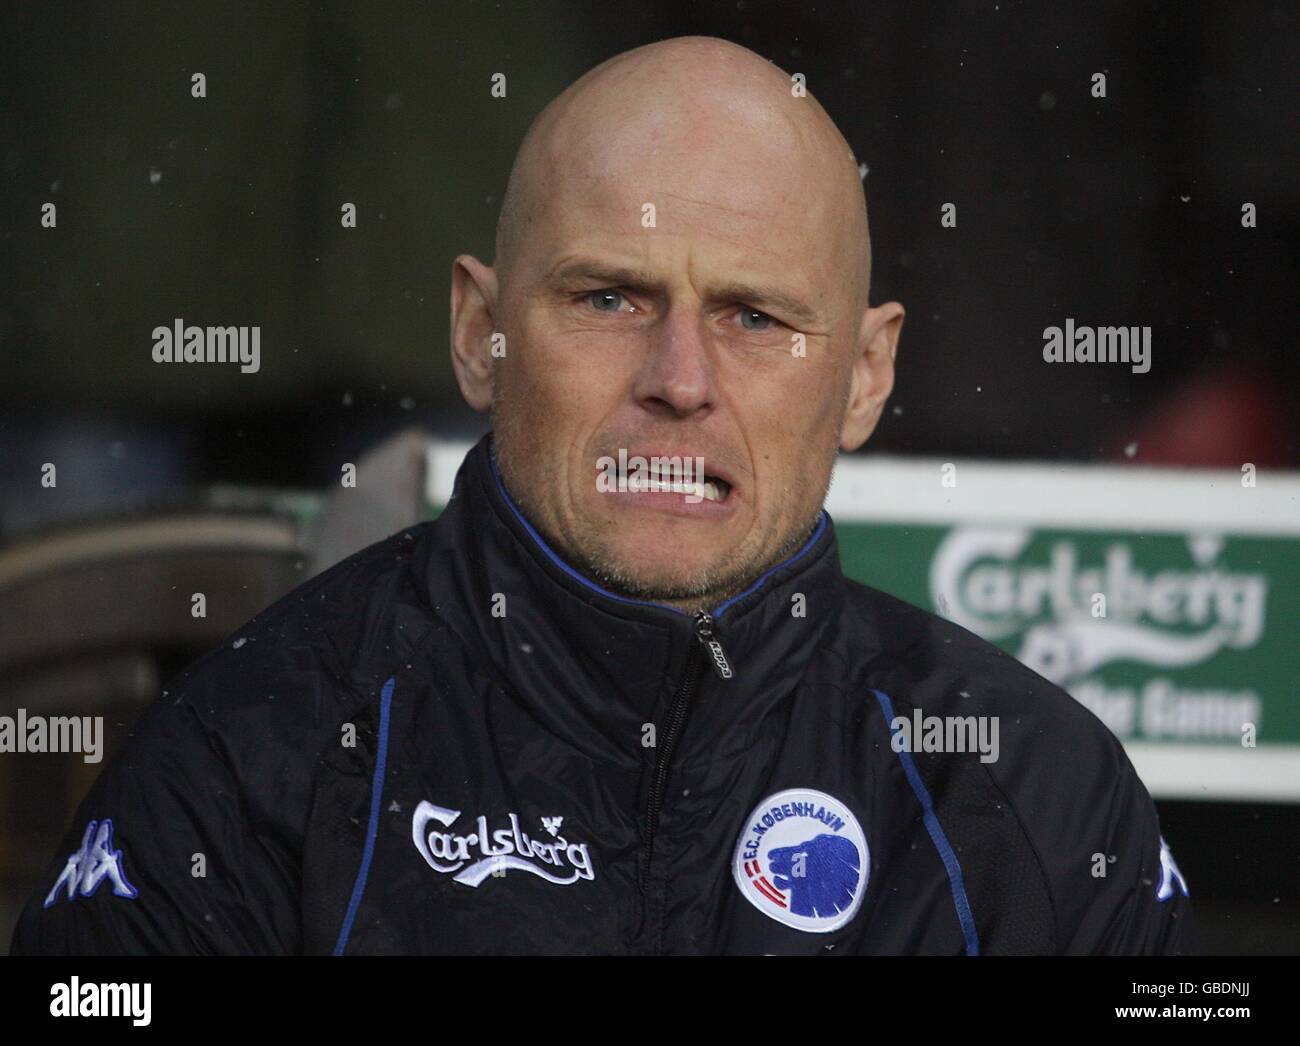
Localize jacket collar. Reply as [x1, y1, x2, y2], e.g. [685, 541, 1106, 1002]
[426, 434, 847, 769]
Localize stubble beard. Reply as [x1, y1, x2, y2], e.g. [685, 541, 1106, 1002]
[491, 383, 845, 611]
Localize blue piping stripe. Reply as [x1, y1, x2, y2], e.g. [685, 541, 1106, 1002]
[487, 443, 827, 620]
[332, 675, 396, 956]
[871, 688, 981, 956]
[711, 512, 827, 618]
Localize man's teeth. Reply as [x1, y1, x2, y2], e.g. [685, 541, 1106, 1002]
[639, 477, 725, 501]
[637, 472, 733, 501]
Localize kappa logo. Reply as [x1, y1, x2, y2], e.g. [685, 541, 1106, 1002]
[733, 788, 869, 933]
[43, 819, 138, 908]
[1155, 836, 1189, 902]
[411, 800, 595, 887]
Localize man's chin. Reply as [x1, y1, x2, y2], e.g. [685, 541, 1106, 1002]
[579, 549, 747, 608]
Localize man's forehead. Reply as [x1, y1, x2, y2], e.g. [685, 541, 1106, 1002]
[524, 165, 844, 299]
[537, 78, 840, 223]
[555, 182, 823, 253]
[553, 109, 825, 213]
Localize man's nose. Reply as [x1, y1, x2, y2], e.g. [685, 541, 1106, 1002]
[630, 306, 716, 418]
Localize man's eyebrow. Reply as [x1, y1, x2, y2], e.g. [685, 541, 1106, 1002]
[547, 259, 820, 326]
[548, 260, 666, 293]
[709, 280, 820, 327]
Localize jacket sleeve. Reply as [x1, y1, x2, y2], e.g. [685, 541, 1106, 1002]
[1059, 745, 1197, 955]
[9, 693, 298, 955]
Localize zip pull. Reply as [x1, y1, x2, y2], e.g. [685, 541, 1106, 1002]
[694, 611, 734, 680]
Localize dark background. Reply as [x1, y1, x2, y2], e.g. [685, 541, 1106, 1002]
[0, 1, 1296, 954]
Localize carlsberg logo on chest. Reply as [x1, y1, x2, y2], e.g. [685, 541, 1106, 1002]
[412, 800, 594, 888]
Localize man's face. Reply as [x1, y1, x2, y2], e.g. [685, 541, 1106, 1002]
[466, 71, 896, 610]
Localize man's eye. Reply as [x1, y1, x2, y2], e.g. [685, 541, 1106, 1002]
[586, 290, 626, 312]
[738, 308, 775, 331]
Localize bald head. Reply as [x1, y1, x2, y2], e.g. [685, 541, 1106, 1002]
[494, 36, 872, 315]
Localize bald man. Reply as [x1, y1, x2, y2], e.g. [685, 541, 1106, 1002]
[13, 37, 1192, 955]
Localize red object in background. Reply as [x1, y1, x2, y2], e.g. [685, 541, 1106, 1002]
[1116, 366, 1293, 468]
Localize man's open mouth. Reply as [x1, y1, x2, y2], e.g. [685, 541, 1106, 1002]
[638, 461, 733, 503]
[596, 452, 736, 505]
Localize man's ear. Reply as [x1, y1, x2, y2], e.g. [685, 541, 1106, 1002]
[839, 300, 904, 452]
[450, 254, 499, 413]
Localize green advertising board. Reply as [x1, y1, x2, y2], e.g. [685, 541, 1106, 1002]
[426, 443, 1300, 803]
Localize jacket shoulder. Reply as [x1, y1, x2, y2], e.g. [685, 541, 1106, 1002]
[839, 579, 1189, 953]
[167, 521, 440, 720]
[114, 523, 444, 841]
[841, 577, 1118, 758]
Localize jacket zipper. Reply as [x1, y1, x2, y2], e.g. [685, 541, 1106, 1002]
[638, 611, 733, 895]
